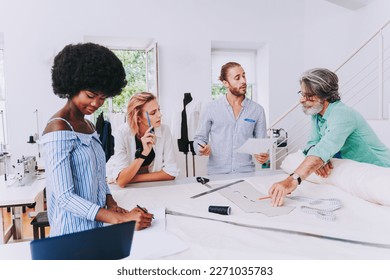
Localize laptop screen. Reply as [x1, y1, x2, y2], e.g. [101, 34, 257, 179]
[30, 221, 135, 260]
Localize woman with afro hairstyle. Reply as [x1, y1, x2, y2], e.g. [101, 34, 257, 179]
[42, 43, 153, 236]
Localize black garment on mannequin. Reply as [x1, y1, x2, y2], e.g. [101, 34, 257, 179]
[177, 92, 193, 154]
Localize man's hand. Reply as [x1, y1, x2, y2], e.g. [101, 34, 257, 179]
[315, 161, 333, 177]
[254, 153, 269, 164]
[268, 176, 298, 207]
[199, 144, 211, 156]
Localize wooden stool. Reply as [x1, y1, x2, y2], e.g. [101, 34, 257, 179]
[30, 212, 50, 240]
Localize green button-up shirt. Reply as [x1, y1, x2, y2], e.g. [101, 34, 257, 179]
[305, 101, 390, 167]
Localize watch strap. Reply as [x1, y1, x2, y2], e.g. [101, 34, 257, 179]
[289, 173, 302, 185]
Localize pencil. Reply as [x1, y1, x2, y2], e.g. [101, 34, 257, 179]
[197, 143, 205, 148]
[258, 195, 272, 200]
[136, 204, 154, 219]
[146, 112, 155, 134]
[146, 112, 152, 127]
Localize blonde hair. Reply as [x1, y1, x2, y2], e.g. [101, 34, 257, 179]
[127, 92, 156, 135]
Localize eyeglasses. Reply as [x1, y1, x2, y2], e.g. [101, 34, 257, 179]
[297, 90, 316, 101]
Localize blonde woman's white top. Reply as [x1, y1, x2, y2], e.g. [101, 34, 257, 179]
[106, 123, 180, 182]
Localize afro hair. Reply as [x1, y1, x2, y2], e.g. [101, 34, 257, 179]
[51, 42, 127, 98]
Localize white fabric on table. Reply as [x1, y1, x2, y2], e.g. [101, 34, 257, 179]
[281, 150, 390, 206]
[110, 174, 390, 259]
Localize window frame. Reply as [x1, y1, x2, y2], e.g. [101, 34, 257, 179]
[0, 47, 8, 149]
[83, 36, 159, 123]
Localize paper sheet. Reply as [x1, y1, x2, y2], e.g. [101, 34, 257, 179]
[127, 208, 189, 259]
[219, 181, 295, 217]
[143, 207, 166, 232]
[235, 138, 275, 155]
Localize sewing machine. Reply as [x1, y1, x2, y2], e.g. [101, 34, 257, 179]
[15, 156, 37, 186]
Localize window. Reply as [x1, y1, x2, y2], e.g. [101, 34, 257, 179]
[146, 42, 158, 95]
[211, 49, 256, 100]
[0, 49, 4, 100]
[94, 48, 147, 117]
[84, 36, 158, 123]
[0, 48, 7, 150]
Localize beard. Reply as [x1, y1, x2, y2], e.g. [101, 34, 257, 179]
[229, 85, 247, 97]
[302, 100, 324, 115]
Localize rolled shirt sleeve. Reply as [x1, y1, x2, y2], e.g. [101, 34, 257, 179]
[307, 114, 355, 163]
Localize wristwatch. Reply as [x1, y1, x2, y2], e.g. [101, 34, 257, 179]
[135, 149, 147, 159]
[289, 173, 302, 185]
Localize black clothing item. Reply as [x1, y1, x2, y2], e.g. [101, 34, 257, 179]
[177, 92, 194, 155]
[135, 135, 155, 167]
[96, 112, 114, 162]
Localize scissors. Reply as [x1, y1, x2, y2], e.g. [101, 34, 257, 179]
[196, 177, 212, 188]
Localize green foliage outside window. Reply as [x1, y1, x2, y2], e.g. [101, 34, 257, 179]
[211, 84, 253, 100]
[94, 49, 147, 119]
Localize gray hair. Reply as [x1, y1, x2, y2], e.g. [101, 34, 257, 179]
[300, 68, 341, 103]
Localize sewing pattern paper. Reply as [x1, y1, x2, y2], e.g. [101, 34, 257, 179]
[219, 181, 295, 217]
[235, 138, 275, 155]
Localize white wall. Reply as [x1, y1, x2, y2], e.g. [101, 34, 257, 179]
[303, 0, 390, 148]
[303, 0, 390, 70]
[1, 0, 389, 175]
[2, 0, 305, 173]
[368, 120, 390, 147]
[0, 0, 4, 31]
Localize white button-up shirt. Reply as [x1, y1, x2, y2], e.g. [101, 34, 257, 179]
[106, 123, 180, 181]
[194, 96, 267, 175]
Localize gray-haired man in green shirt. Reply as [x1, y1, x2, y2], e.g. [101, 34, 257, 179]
[269, 68, 390, 207]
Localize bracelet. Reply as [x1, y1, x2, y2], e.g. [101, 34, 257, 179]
[135, 149, 147, 159]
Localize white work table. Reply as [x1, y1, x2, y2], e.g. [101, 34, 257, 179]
[0, 175, 45, 244]
[109, 170, 390, 260]
[1, 169, 390, 260]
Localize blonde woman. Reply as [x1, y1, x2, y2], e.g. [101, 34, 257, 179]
[107, 92, 179, 187]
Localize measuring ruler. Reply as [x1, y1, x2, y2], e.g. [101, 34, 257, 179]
[190, 179, 244, 199]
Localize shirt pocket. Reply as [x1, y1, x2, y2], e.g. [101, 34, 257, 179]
[240, 118, 256, 137]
